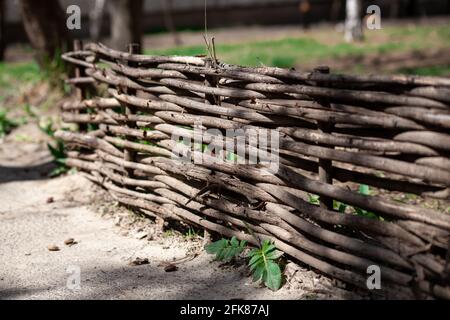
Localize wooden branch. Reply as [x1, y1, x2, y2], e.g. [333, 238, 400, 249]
[85, 42, 206, 66]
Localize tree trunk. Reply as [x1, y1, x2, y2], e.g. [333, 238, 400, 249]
[0, 0, 5, 61]
[90, 0, 106, 42]
[344, 0, 363, 42]
[18, 0, 69, 66]
[330, 0, 342, 23]
[390, 0, 401, 18]
[163, 0, 181, 46]
[108, 0, 143, 53]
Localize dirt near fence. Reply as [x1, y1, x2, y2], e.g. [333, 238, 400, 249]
[0, 123, 365, 300]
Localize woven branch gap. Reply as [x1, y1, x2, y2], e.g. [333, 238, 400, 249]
[59, 42, 450, 299]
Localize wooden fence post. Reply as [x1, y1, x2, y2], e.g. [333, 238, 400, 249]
[202, 57, 221, 244]
[204, 58, 220, 105]
[314, 66, 334, 210]
[122, 43, 140, 178]
[0, 0, 5, 61]
[73, 39, 87, 132]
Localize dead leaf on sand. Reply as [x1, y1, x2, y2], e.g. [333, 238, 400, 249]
[129, 257, 149, 266]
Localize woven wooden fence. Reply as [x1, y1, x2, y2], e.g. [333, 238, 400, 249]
[59, 42, 450, 299]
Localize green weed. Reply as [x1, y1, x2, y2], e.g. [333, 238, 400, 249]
[0, 109, 18, 137]
[206, 237, 284, 291]
[39, 118, 69, 177]
[307, 185, 380, 220]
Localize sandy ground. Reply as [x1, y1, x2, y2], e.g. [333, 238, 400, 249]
[0, 123, 361, 300]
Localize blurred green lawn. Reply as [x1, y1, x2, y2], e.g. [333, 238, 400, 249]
[145, 24, 450, 74]
[2, 23, 450, 103]
[0, 62, 42, 107]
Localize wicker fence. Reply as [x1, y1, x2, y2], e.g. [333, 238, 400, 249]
[59, 42, 450, 298]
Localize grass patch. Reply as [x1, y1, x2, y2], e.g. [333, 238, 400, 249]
[145, 24, 450, 73]
[398, 65, 450, 76]
[0, 61, 42, 104]
[145, 36, 417, 68]
[0, 61, 41, 89]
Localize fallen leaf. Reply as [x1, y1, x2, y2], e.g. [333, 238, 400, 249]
[129, 257, 149, 266]
[164, 264, 178, 272]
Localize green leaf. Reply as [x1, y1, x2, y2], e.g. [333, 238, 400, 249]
[223, 247, 237, 261]
[49, 166, 68, 177]
[249, 254, 263, 271]
[252, 264, 265, 282]
[247, 240, 283, 291]
[354, 206, 380, 220]
[205, 239, 227, 255]
[55, 158, 66, 165]
[338, 202, 347, 213]
[227, 152, 238, 161]
[263, 243, 277, 254]
[216, 248, 227, 261]
[359, 184, 370, 196]
[266, 249, 284, 260]
[247, 248, 259, 258]
[265, 261, 282, 291]
[308, 193, 320, 205]
[47, 143, 59, 158]
[261, 240, 272, 252]
[205, 237, 246, 262]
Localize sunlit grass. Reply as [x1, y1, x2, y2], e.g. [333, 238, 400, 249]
[145, 24, 450, 71]
[399, 65, 450, 76]
[0, 24, 449, 100]
[0, 61, 41, 87]
[0, 61, 41, 102]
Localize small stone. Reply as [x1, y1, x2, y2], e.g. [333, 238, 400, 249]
[64, 238, 76, 246]
[46, 197, 54, 204]
[134, 231, 147, 240]
[47, 245, 60, 251]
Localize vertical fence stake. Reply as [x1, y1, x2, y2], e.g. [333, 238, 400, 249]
[315, 66, 334, 210]
[123, 43, 140, 179]
[204, 58, 220, 105]
[202, 58, 220, 244]
[73, 39, 84, 101]
[72, 39, 87, 132]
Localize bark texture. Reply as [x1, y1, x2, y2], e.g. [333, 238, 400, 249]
[19, 0, 69, 65]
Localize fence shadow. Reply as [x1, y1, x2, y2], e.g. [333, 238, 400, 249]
[0, 161, 54, 184]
